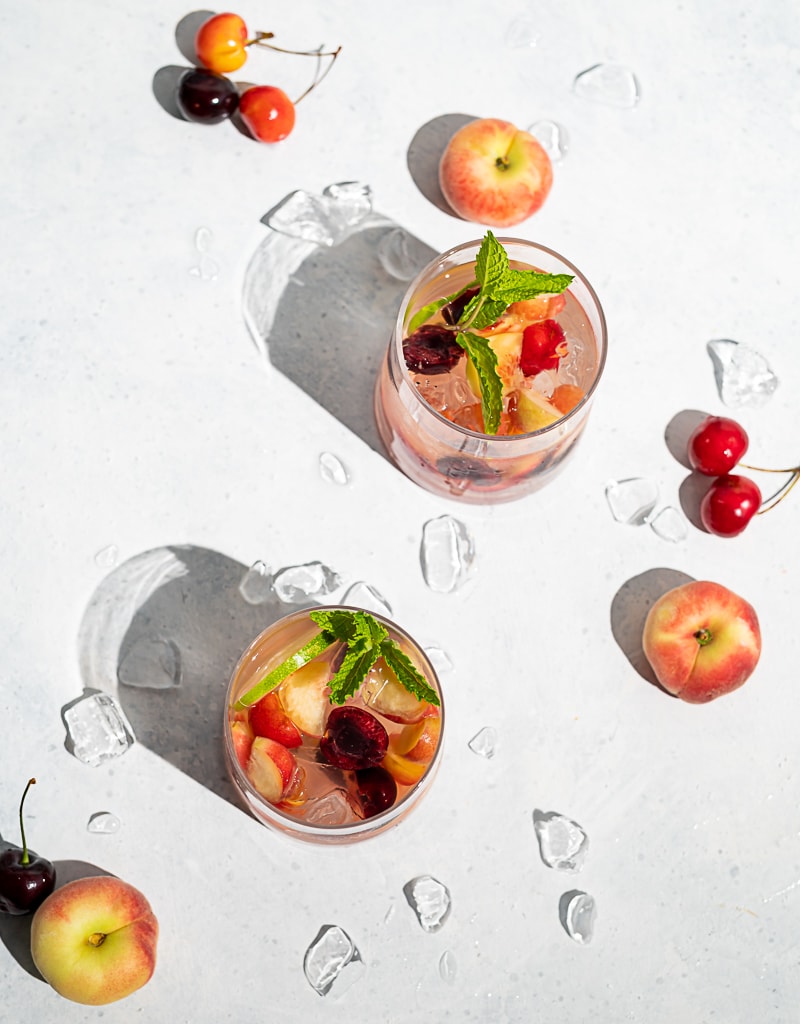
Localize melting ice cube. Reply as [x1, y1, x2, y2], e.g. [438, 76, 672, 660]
[420, 516, 475, 593]
[342, 581, 392, 616]
[117, 636, 181, 690]
[424, 646, 453, 674]
[376, 227, 426, 281]
[303, 924, 364, 996]
[563, 891, 597, 944]
[650, 506, 688, 543]
[189, 226, 219, 280]
[266, 182, 372, 247]
[238, 560, 273, 605]
[533, 810, 589, 872]
[605, 478, 659, 525]
[319, 451, 350, 486]
[574, 63, 640, 107]
[468, 726, 498, 759]
[64, 692, 135, 767]
[439, 949, 457, 984]
[272, 562, 342, 604]
[87, 811, 121, 834]
[300, 790, 356, 827]
[707, 339, 779, 408]
[404, 875, 452, 933]
[527, 119, 569, 161]
[94, 544, 119, 569]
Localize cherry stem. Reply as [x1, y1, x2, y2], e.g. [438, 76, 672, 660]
[18, 778, 35, 866]
[739, 462, 800, 474]
[248, 34, 342, 105]
[756, 466, 800, 515]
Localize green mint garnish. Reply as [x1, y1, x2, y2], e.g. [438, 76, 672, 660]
[233, 609, 440, 710]
[407, 231, 573, 435]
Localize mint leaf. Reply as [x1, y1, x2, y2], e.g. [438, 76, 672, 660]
[461, 295, 509, 332]
[380, 641, 440, 706]
[474, 230, 508, 292]
[407, 297, 449, 334]
[494, 267, 573, 303]
[456, 331, 503, 434]
[310, 608, 387, 648]
[234, 630, 333, 709]
[328, 642, 381, 705]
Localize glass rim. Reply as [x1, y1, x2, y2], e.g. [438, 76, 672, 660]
[393, 235, 608, 441]
[224, 604, 445, 841]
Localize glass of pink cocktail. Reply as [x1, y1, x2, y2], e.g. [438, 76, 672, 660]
[374, 233, 607, 502]
[224, 606, 443, 843]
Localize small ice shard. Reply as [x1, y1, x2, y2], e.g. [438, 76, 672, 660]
[238, 560, 273, 605]
[563, 891, 597, 944]
[424, 646, 453, 674]
[420, 516, 475, 593]
[342, 581, 392, 616]
[301, 790, 356, 826]
[189, 226, 219, 280]
[319, 451, 350, 486]
[377, 227, 423, 281]
[87, 811, 121, 834]
[533, 810, 589, 872]
[605, 477, 659, 525]
[267, 183, 372, 247]
[573, 63, 640, 108]
[468, 726, 498, 759]
[117, 636, 181, 690]
[194, 226, 213, 252]
[527, 119, 569, 161]
[303, 925, 364, 996]
[504, 15, 540, 48]
[707, 339, 779, 408]
[650, 506, 688, 543]
[64, 692, 135, 767]
[272, 561, 342, 604]
[439, 949, 457, 984]
[94, 544, 119, 569]
[403, 875, 452, 933]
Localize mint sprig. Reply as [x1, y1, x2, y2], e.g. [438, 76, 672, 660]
[234, 609, 440, 710]
[407, 231, 573, 435]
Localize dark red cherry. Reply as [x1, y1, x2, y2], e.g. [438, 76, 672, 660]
[319, 706, 388, 771]
[349, 766, 397, 818]
[176, 69, 239, 124]
[403, 325, 464, 374]
[442, 287, 479, 326]
[0, 779, 56, 915]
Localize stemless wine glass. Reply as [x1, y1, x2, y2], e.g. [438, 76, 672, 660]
[374, 237, 607, 503]
[224, 606, 444, 844]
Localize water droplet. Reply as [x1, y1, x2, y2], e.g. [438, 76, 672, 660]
[376, 228, 426, 281]
[341, 581, 392, 616]
[194, 226, 213, 253]
[468, 726, 498, 759]
[117, 636, 181, 690]
[605, 478, 659, 525]
[504, 15, 540, 48]
[707, 339, 779, 408]
[64, 692, 135, 767]
[303, 924, 364, 996]
[238, 560, 273, 605]
[527, 119, 569, 161]
[404, 875, 452, 933]
[533, 810, 589, 871]
[650, 506, 688, 543]
[272, 562, 342, 604]
[319, 451, 350, 485]
[439, 949, 457, 984]
[562, 891, 597, 943]
[424, 646, 453, 674]
[94, 544, 119, 569]
[420, 516, 476, 593]
[574, 63, 641, 108]
[87, 811, 121, 834]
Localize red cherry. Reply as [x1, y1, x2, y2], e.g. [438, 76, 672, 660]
[319, 706, 388, 771]
[239, 85, 296, 143]
[196, 13, 249, 74]
[348, 766, 397, 819]
[519, 319, 567, 377]
[700, 474, 761, 536]
[688, 416, 749, 476]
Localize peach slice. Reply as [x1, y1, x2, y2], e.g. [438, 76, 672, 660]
[465, 331, 524, 397]
[382, 749, 427, 787]
[391, 714, 442, 762]
[230, 718, 254, 769]
[278, 660, 330, 737]
[361, 658, 430, 723]
[246, 737, 297, 802]
[513, 387, 562, 432]
[550, 384, 585, 415]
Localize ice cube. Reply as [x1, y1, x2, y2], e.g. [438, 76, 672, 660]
[707, 338, 779, 408]
[64, 692, 135, 767]
[238, 560, 273, 605]
[424, 646, 453, 674]
[322, 181, 373, 229]
[267, 183, 372, 248]
[403, 875, 452, 933]
[605, 478, 659, 525]
[573, 63, 640, 108]
[468, 726, 498, 759]
[319, 451, 350, 486]
[341, 581, 392, 616]
[563, 891, 597, 944]
[376, 227, 425, 281]
[533, 810, 589, 872]
[117, 636, 181, 690]
[94, 544, 119, 568]
[87, 811, 121, 834]
[272, 561, 342, 604]
[303, 924, 364, 996]
[439, 949, 457, 984]
[527, 119, 569, 161]
[650, 506, 688, 543]
[300, 789, 356, 826]
[420, 516, 476, 593]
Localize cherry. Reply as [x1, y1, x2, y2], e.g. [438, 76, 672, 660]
[348, 766, 397, 819]
[177, 69, 239, 124]
[700, 474, 762, 537]
[403, 325, 464, 374]
[320, 706, 388, 771]
[519, 319, 567, 377]
[195, 13, 250, 74]
[0, 779, 56, 915]
[239, 85, 296, 143]
[688, 416, 749, 476]
[442, 287, 479, 326]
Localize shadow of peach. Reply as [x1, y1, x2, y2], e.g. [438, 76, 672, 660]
[406, 113, 475, 216]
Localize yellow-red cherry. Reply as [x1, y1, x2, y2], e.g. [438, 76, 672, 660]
[196, 12, 249, 74]
[239, 85, 296, 142]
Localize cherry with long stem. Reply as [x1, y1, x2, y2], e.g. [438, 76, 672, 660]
[739, 462, 800, 513]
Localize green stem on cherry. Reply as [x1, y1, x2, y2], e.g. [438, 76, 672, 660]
[18, 778, 36, 866]
[249, 35, 342, 105]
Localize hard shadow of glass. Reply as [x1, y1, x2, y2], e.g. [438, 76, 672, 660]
[242, 213, 436, 456]
[76, 546, 290, 809]
[609, 567, 694, 692]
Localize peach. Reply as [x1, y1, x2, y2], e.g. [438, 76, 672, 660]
[30, 876, 158, 1005]
[439, 118, 553, 228]
[361, 658, 430, 723]
[278, 660, 330, 736]
[391, 715, 442, 762]
[246, 736, 297, 801]
[382, 749, 428, 787]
